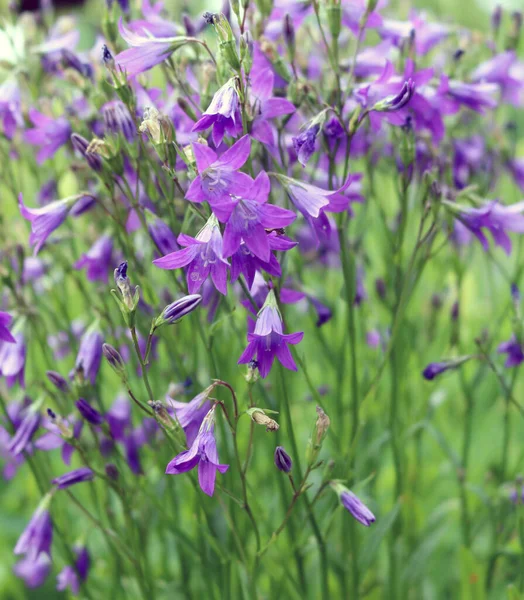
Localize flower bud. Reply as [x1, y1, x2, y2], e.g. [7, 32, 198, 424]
[372, 80, 415, 112]
[247, 408, 279, 432]
[331, 482, 376, 527]
[149, 400, 177, 430]
[283, 14, 296, 60]
[245, 359, 260, 383]
[71, 133, 102, 172]
[326, 2, 342, 41]
[47, 408, 73, 439]
[52, 467, 94, 490]
[46, 370, 69, 392]
[210, 13, 241, 71]
[105, 463, 119, 480]
[240, 31, 254, 74]
[76, 398, 104, 426]
[274, 446, 292, 472]
[154, 294, 202, 329]
[422, 355, 473, 380]
[102, 343, 127, 380]
[112, 262, 140, 327]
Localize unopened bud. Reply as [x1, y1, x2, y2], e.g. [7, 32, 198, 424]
[274, 446, 292, 472]
[245, 359, 260, 383]
[46, 370, 69, 392]
[149, 400, 177, 430]
[46, 408, 73, 439]
[154, 294, 202, 329]
[102, 343, 127, 380]
[306, 406, 330, 465]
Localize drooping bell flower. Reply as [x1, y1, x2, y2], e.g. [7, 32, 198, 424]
[56, 546, 91, 595]
[148, 216, 179, 256]
[498, 336, 524, 368]
[165, 405, 229, 496]
[0, 311, 16, 343]
[73, 324, 103, 385]
[167, 384, 213, 446]
[238, 289, 304, 378]
[186, 135, 253, 205]
[74, 234, 113, 282]
[0, 332, 27, 388]
[24, 109, 71, 164]
[14, 496, 53, 557]
[52, 467, 94, 489]
[13, 553, 52, 588]
[153, 214, 229, 295]
[7, 402, 41, 456]
[192, 78, 243, 146]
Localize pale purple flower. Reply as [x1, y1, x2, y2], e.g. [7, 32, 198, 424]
[0, 311, 15, 343]
[498, 336, 524, 368]
[238, 290, 304, 378]
[192, 79, 243, 146]
[148, 217, 179, 255]
[167, 386, 212, 446]
[0, 332, 26, 387]
[445, 79, 499, 113]
[70, 133, 102, 171]
[14, 505, 53, 557]
[102, 101, 136, 141]
[56, 546, 90, 595]
[378, 16, 449, 55]
[52, 467, 94, 489]
[292, 123, 321, 167]
[186, 136, 253, 205]
[471, 51, 521, 105]
[7, 406, 40, 456]
[0, 78, 22, 139]
[74, 327, 103, 384]
[34, 416, 82, 466]
[340, 490, 376, 527]
[165, 406, 228, 496]
[14, 554, 52, 588]
[153, 214, 229, 295]
[24, 109, 71, 163]
[74, 234, 113, 282]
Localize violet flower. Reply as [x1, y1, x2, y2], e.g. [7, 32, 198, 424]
[186, 135, 253, 205]
[422, 356, 472, 380]
[14, 501, 53, 557]
[56, 546, 90, 595]
[167, 385, 213, 446]
[498, 336, 524, 368]
[76, 399, 104, 426]
[34, 414, 82, 466]
[214, 171, 296, 262]
[102, 100, 136, 142]
[292, 122, 321, 167]
[0, 311, 16, 343]
[74, 326, 103, 384]
[70, 133, 102, 171]
[0, 332, 26, 387]
[238, 289, 304, 378]
[274, 446, 292, 472]
[153, 214, 229, 295]
[0, 78, 22, 139]
[192, 78, 243, 146]
[14, 554, 52, 588]
[52, 467, 94, 489]
[74, 234, 113, 282]
[165, 406, 228, 496]
[156, 294, 202, 326]
[24, 109, 71, 164]
[148, 217, 179, 255]
[7, 406, 40, 456]
[340, 490, 376, 527]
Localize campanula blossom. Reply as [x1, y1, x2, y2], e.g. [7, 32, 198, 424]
[186, 136, 253, 205]
[14, 553, 52, 588]
[340, 490, 376, 527]
[7, 404, 40, 456]
[14, 499, 53, 557]
[56, 546, 90, 595]
[148, 217, 179, 256]
[102, 101, 136, 142]
[498, 336, 524, 368]
[165, 406, 229, 496]
[238, 289, 304, 378]
[24, 109, 71, 164]
[213, 171, 296, 262]
[167, 385, 213, 446]
[471, 51, 521, 105]
[422, 356, 472, 380]
[52, 467, 94, 489]
[0, 332, 26, 388]
[0, 312, 16, 343]
[34, 414, 82, 466]
[292, 123, 321, 167]
[274, 446, 292, 472]
[156, 294, 202, 326]
[378, 15, 449, 55]
[73, 325, 103, 385]
[153, 214, 229, 295]
[76, 399, 104, 426]
[74, 234, 113, 282]
[70, 133, 102, 171]
[0, 78, 22, 139]
[192, 78, 242, 146]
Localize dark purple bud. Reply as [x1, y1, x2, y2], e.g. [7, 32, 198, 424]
[377, 79, 415, 112]
[283, 13, 295, 50]
[47, 408, 56, 420]
[511, 283, 520, 302]
[375, 278, 386, 300]
[453, 48, 465, 61]
[76, 398, 104, 425]
[422, 356, 475, 380]
[102, 44, 114, 66]
[105, 463, 119, 480]
[340, 490, 376, 526]
[52, 467, 94, 489]
[156, 294, 202, 327]
[102, 343, 126, 377]
[71, 133, 102, 172]
[492, 5, 502, 32]
[292, 123, 321, 167]
[274, 446, 292, 472]
[203, 12, 216, 24]
[7, 410, 41, 456]
[183, 14, 196, 36]
[46, 370, 69, 392]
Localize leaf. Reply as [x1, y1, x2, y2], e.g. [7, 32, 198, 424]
[507, 584, 524, 600]
[460, 546, 486, 600]
[359, 502, 400, 572]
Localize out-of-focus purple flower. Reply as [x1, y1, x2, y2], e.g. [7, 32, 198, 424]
[153, 214, 229, 295]
[14, 554, 52, 588]
[74, 326, 103, 385]
[24, 109, 71, 164]
[52, 467, 94, 489]
[372, 79, 415, 112]
[102, 101, 136, 142]
[366, 329, 381, 348]
[0, 312, 15, 343]
[74, 235, 113, 282]
[279, 286, 332, 327]
[115, 19, 187, 77]
[354, 265, 367, 306]
[167, 385, 213, 446]
[70, 133, 102, 171]
[46, 371, 69, 392]
[238, 289, 303, 378]
[447, 199, 524, 255]
[507, 158, 524, 192]
[422, 356, 472, 380]
[293, 122, 321, 167]
[192, 78, 242, 146]
[34, 414, 81, 466]
[7, 406, 40, 456]
[14, 502, 53, 557]
[165, 406, 228, 496]
[186, 136, 253, 205]
[56, 546, 90, 595]
[19, 193, 79, 255]
[471, 51, 521, 105]
[453, 136, 486, 189]
[342, 0, 383, 35]
[0, 332, 26, 388]
[443, 78, 499, 113]
[378, 16, 449, 55]
[340, 490, 376, 527]
[498, 336, 524, 368]
[76, 399, 104, 426]
[249, 67, 295, 146]
[214, 171, 296, 262]
[0, 78, 23, 139]
[148, 217, 179, 256]
[106, 395, 131, 441]
[274, 446, 292, 472]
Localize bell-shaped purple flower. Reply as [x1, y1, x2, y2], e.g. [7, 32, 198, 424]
[498, 336, 524, 368]
[7, 406, 41, 456]
[52, 467, 94, 489]
[0, 78, 23, 139]
[102, 100, 136, 142]
[167, 385, 213, 446]
[192, 78, 243, 146]
[14, 501, 53, 557]
[56, 546, 90, 595]
[0, 332, 26, 388]
[74, 234, 113, 282]
[148, 217, 179, 256]
[14, 554, 51, 588]
[153, 214, 229, 295]
[238, 290, 304, 378]
[74, 326, 103, 384]
[340, 490, 376, 527]
[0, 311, 15, 343]
[165, 406, 229, 496]
[292, 122, 321, 167]
[24, 109, 71, 164]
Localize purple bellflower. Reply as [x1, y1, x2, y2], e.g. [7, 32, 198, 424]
[340, 490, 376, 527]
[238, 289, 304, 378]
[102, 101, 136, 142]
[0, 332, 26, 388]
[56, 546, 90, 595]
[7, 404, 40, 456]
[422, 356, 472, 380]
[24, 109, 71, 164]
[14, 553, 52, 588]
[0, 78, 23, 139]
[274, 446, 292, 472]
[192, 78, 243, 146]
[76, 399, 104, 426]
[153, 214, 229, 295]
[14, 499, 53, 557]
[148, 216, 179, 255]
[74, 234, 113, 282]
[186, 136, 253, 206]
[34, 413, 82, 466]
[293, 122, 321, 167]
[165, 406, 229, 496]
[167, 385, 213, 446]
[213, 171, 296, 262]
[73, 325, 103, 385]
[52, 467, 94, 489]
[498, 336, 524, 368]
[0, 311, 16, 343]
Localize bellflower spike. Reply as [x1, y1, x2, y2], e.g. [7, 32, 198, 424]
[0, 332, 26, 387]
[115, 19, 189, 77]
[153, 214, 229, 295]
[24, 109, 71, 164]
[167, 385, 213, 446]
[56, 546, 90, 595]
[498, 336, 524, 368]
[192, 78, 242, 146]
[74, 325, 103, 385]
[186, 136, 253, 205]
[165, 406, 229, 496]
[52, 467, 94, 489]
[238, 289, 304, 378]
[0, 311, 16, 343]
[74, 234, 113, 282]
